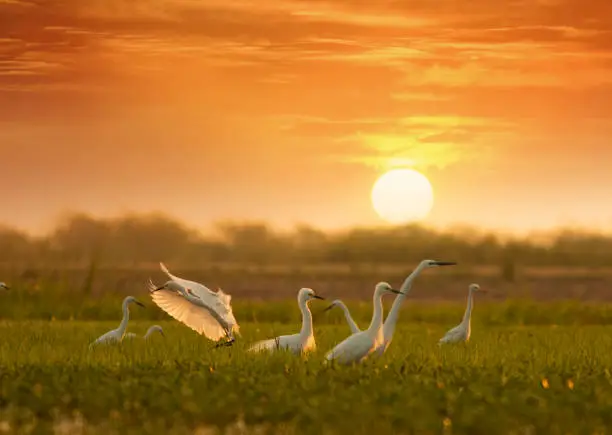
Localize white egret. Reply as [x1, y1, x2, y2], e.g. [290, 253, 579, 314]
[325, 282, 401, 365]
[375, 259, 456, 355]
[148, 263, 239, 345]
[126, 325, 165, 340]
[323, 300, 360, 334]
[248, 288, 324, 355]
[89, 296, 145, 347]
[323, 260, 457, 354]
[439, 283, 486, 344]
[0, 282, 9, 290]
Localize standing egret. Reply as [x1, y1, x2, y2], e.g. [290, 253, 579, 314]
[439, 283, 485, 344]
[323, 261, 457, 354]
[248, 288, 324, 355]
[375, 259, 456, 355]
[325, 282, 402, 365]
[0, 282, 9, 290]
[323, 300, 360, 334]
[126, 325, 165, 340]
[149, 263, 239, 345]
[90, 296, 145, 346]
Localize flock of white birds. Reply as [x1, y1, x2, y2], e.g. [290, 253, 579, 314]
[1, 259, 487, 365]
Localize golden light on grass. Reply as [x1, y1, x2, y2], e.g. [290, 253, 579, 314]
[541, 378, 550, 389]
[371, 168, 434, 224]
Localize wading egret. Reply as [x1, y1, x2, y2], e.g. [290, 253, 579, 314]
[325, 282, 401, 365]
[0, 282, 8, 290]
[375, 259, 456, 355]
[248, 288, 324, 355]
[149, 263, 239, 345]
[126, 325, 165, 340]
[90, 296, 145, 347]
[324, 300, 360, 334]
[439, 283, 485, 344]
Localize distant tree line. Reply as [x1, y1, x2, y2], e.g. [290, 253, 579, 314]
[1, 212, 612, 267]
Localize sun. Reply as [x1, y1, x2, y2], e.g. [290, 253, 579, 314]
[371, 169, 434, 224]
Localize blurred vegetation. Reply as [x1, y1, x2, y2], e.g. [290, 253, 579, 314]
[2, 212, 612, 268]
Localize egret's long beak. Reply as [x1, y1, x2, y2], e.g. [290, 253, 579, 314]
[323, 304, 336, 312]
[390, 289, 402, 294]
[134, 300, 145, 308]
[160, 330, 166, 337]
[2, 286, 9, 290]
[313, 295, 325, 300]
[433, 261, 457, 266]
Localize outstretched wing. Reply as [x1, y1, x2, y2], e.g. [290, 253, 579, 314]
[149, 288, 227, 341]
[159, 263, 240, 335]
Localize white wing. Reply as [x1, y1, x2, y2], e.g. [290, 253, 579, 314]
[150, 288, 227, 341]
[159, 263, 240, 335]
[439, 324, 466, 343]
[247, 334, 301, 353]
[90, 329, 121, 347]
[325, 332, 374, 364]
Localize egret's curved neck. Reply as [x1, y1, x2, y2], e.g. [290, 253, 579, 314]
[383, 262, 427, 335]
[118, 300, 130, 336]
[338, 302, 360, 333]
[366, 290, 384, 336]
[144, 327, 155, 339]
[299, 298, 313, 338]
[461, 288, 475, 325]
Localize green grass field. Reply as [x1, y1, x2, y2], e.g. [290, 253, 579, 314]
[2, 317, 612, 435]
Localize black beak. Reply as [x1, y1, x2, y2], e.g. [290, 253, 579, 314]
[390, 289, 403, 295]
[433, 261, 457, 266]
[313, 295, 325, 300]
[2, 286, 9, 290]
[160, 330, 166, 337]
[135, 301, 145, 308]
[323, 304, 335, 312]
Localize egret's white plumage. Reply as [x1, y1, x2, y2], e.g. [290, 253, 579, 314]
[248, 288, 324, 355]
[324, 299, 360, 335]
[90, 296, 145, 347]
[149, 263, 239, 343]
[439, 283, 485, 344]
[0, 282, 9, 290]
[126, 325, 165, 340]
[325, 282, 401, 365]
[375, 259, 456, 355]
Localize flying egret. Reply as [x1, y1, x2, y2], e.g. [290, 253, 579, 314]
[90, 296, 145, 347]
[126, 325, 165, 340]
[323, 300, 360, 334]
[325, 282, 402, 365]
[248, 288, 324, 355]
[439, 283, 486, 344]
[375, 259, 456, 355]
[0, 282, 9, 290]
[148, 262, 239, 345]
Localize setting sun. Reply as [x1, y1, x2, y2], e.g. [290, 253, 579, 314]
[371, 169, 434, 224]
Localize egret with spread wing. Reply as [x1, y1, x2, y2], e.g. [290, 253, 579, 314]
[90, 296, 145, 347]
[149, 263, 239, 345]
[439, 283, 485, 344]
[248, 288, 324, 355]
[325, 282, 401, 365]
[126, 325, 165, 340]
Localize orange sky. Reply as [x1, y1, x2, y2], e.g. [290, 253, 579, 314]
[1, 0, 612, 234]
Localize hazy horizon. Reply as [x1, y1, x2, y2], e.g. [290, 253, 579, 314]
[2, 0, 611, 235]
